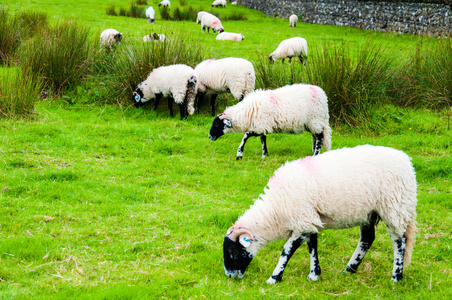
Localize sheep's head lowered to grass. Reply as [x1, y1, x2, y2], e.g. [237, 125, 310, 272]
[132, 88, 145, 107]
[209, 113, 232, 141]
[223, 227, 256, 279]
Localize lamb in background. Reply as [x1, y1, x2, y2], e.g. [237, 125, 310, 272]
[216, 32, 245, 41]
[289, 14, 298, 27]
[100, 29, 123, 50]
[209, 83, 331, 159]
[212, 0, 227, 7]
[132, 64, 198, 120]
[223, 145, 417, 284]
[195, 57, 255, 116]
[158, 0, 170, 8]
[269, 37, 307, 65]
[200, 13, 224, 34]
[146, 6, 155, 23]
[196, 11, 208, 24]
[143, 33, 167, 42]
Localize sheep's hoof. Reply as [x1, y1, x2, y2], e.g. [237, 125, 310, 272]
[236, 156, 243, 160]
[266, 277, 277, 285]
[307, 273, 319, 281]
[343, 266, 356, 274]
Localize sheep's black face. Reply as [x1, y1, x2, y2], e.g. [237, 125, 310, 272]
[269, 55, 275, 64]
[209, 116, 231, 141]
[223, 237, 254, 279]
[133, 88, 144, 108]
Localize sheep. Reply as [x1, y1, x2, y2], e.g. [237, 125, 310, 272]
[132, 64, 198, 120]
[200, 13, 224, 34]
[100, 29, 123, 50]
[216, 32, 245, 41]
[209, 83, 331, 159]
[212, 0, 227, 7]
[146, 6, 155, 23]
[269, 37, 308, 65]
[289, 14, 298, 27]
[143, 33, 167, 42]
[231, 1, 238, 5]
[223, 144, 418, 284]
[158, 0, 170, 8]
[196, 11, 208, 24]
[195, 57, 255, 116]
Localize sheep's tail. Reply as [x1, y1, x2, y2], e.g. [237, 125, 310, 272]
[322, 124, 332, 151]
[404, 217, 417, 265]
[185, 75, 198, 115]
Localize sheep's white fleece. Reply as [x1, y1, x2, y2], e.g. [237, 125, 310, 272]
[216, 32, 244, 41]
[230, 145, 417, 262]
[195, 57, 255, 100]
[221, 83, 331, 150]
[270, 37, 307, 61]
[158, 0, 170, 7]
[212, 0, 227, 7]
[146, 6, 155, 22]
[289, 14, 298, 27]
[143, 33, 167, 42]
[196, 11, 208, 24]
[100, 29, 122, 47]
[137, 64, 198, 114]
[201, 13, 224, 33]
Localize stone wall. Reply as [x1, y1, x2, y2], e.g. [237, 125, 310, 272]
[240, 0, 452, 36]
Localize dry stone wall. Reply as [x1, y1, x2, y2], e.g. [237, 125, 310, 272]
[240, 0, 451, 36]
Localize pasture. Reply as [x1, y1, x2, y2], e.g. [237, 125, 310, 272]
[1, 0, 451, 298]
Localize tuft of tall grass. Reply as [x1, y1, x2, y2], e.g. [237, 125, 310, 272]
[126, 3, 145, 18]
[159, 7, 171, 20]
[19, 19, 93, 95]
[95, 34, 208, 106]
[302, 41, 395, 126]
[0, 69, 42, 119]
[135, 0, 148, 5]
[172, 6, 197, 21]
[0, 7, 22, 65]
[18, 10, 48, 38]
[253, 57, 301, 90]
[223, 11, 248, 21]
[106, 5, 117, 16]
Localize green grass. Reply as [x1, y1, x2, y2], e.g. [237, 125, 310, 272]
[1, 0, 452, 298]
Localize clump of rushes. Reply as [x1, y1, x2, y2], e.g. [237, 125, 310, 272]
[0, 69, 42, 119]
[0, 7, 22, 65]
[19, 19, 93, 95]
[302, 41, 394, 127]
[96, 33, 207, 106]
[18, 10, 48, 38]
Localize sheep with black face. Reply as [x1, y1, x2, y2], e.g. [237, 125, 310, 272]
[223, 145, 418, 284]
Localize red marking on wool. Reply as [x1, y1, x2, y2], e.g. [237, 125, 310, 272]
[309, 85, 318, 99]
[233, 36, 238, 41]
[212, 20, 219, 25]
[205, 59, 215, 66]
[269, 92, 278, 107]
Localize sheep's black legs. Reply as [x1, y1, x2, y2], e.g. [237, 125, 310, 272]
[236, 132, 259, 160]
[153, 94, 163, 111]
[306, 233, 321, 281]
[288, 56, 292, 66]
[210, 94, 218, 117]
[313, 132, 324, 155]
[343, 222, 376, 274]
[195, 92, 205, 114]
[168, 98, 174, 117]
[266, 234, 308, 284]
[260, 135, 268, 158]
[299, 55, 305, 65]
[389, 232, 406, 282]
[179, 103, 186, 120]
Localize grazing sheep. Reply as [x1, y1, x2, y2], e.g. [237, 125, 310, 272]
[216, 32, 245, 41]
[146, 6, 155, 23]
[212, 0, 227, 7]
[196, 11, 208, 24]
[269, 37, 308, 65]
[200, 13, 224, 34]
[143, 33, 167, 42]
[100, 29, 123, 50]
[195, 57, 255, 116]
[209, 83, 331, 159]
[231, 1, 238, 5]
[223, 145, 418, 284]
[132, 64, 198, 120]
[158, 0, 170, 8]
[289, 14, 298, 27]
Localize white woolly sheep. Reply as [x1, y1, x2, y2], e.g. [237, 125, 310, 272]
[146, 6, 155, 23]
[100, 29, 123, 50]
[231, 1, 237, 5]
[195, 57, 255, 116]
[223, 144, 418, 284]
[216, 32, 245, 41]
[132, 64, 198, 120]
[158, 0, 170, 8]
[209, 83, 331, 159]
[212, 0, 227, 7]
[200, 13, 224, 34]
[196, 11, 208, 24]
[289, 14, 298, 27]
[269, 37, 308, 65]
[143, 33, 167, 42]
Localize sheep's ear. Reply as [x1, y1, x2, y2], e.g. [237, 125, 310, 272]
[239, 234, 252, 248]
[223, 119, 232, 128]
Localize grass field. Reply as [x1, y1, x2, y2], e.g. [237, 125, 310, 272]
[1, 0, 452, 299]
